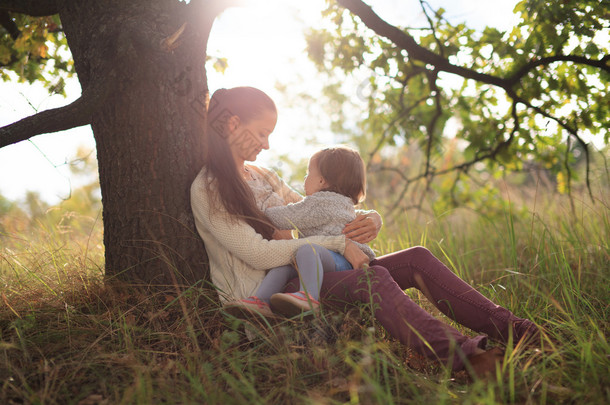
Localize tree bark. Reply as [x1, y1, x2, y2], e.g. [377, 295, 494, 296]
[60, 0, 211, 287]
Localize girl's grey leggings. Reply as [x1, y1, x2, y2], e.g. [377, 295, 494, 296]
[255, 244, 336, 302]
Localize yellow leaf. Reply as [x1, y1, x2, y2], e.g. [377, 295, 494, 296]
[556, 172, 566, 194]
[38, 44, 48, 58]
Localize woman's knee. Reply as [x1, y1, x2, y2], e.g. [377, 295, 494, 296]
[400, 246, 441, 269]
[378, 246, 434, 267]
[408, 245, 433, 259]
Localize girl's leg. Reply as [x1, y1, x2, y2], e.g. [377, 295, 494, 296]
[371, 246, 536, 343]
[314, 245, 338, 273]
[294, 244, 336, 300]
[255, 265, 297, 303]
[260, 245, 334, 302]
[270, 245, 331, 316]
[284, 265, 486, 371]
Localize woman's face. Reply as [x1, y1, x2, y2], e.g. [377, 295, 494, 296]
[227, 109, 277, 163]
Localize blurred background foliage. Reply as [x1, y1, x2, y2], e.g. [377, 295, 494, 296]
[0, 146, 100, 239]
[295, 0, 609, 216]
[0, 13, 73, 94]
[0, 0, 608, 220]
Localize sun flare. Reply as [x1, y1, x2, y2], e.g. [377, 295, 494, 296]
[206, 0, 327, 92]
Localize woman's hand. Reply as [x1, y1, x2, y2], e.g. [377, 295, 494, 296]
[343, 239, 370, 270]
[272, 229, 293, 240]
[343, 212, 382, 244]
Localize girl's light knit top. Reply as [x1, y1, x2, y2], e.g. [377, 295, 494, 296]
[265, 191, 376, 261]
[190, 165, 346, 302]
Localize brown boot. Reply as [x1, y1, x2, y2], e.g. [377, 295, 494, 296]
[513, 319, 543, 348]
[466, 347, 505, 380]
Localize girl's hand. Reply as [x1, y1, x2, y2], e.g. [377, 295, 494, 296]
[272, 229, 293, 240]
[344, 239, 370, 269]
[343, 212, 382, 244]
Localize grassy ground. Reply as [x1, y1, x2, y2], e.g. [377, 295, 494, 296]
[1, 188, 609, 404]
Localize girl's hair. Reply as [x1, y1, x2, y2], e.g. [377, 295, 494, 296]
[311, 146, 366, 204]
[205, 87, 277, 239]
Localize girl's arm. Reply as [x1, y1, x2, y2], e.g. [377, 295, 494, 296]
[265, 195, 331, 231]
[272, 229, 293, 240]
[249, 165, 303, 204]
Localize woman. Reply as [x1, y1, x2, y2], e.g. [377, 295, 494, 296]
[190, 87, 539, 377]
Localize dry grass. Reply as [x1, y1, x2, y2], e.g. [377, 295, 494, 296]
[1, 186, 609, 404]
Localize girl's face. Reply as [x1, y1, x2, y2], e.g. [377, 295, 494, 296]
[304, 158, 328, 196]
[227, 109, 277, 163]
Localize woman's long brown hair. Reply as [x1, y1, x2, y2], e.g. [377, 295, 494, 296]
[205, 87, 276, 240]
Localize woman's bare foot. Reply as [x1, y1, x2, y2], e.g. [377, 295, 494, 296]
[466, 347, 505, 380]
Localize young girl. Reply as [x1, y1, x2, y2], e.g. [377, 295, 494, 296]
[227, 146, 375, 317]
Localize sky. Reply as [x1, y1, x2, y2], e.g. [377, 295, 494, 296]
[0, 0, 521, 204]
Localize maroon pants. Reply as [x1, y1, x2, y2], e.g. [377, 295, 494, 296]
[284, 246, 533, 371]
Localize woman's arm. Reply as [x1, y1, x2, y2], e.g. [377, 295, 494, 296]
[343, 211, 383, 244]
[343, 239, 370, 269]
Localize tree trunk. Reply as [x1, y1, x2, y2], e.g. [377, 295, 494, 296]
[60, 1, 211, 287]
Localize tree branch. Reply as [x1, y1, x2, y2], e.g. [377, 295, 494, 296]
[0, 51, 50, 68]
[340, 0, 610, 91]
[0, 100, 89, 148]
[423, 69, 442, 177]
[385, 102, 519, 214]
[0, 0, 58, 16]
[565, 136, 573, 195]
[508, 54, 610, 85]
[506, 89, 593, 199]
[388, 102, 520, 194]
[335, 0, 507, 88]
[418, 0, 444, 58]
[366, 93, 429, 170]
[0, 76, 113, 148]
[449, 169, 462, 206]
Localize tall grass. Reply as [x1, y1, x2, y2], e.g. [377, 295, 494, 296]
[1, 186, 609, 404]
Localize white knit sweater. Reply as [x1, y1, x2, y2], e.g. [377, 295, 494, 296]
[190, 165, 346, 302]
